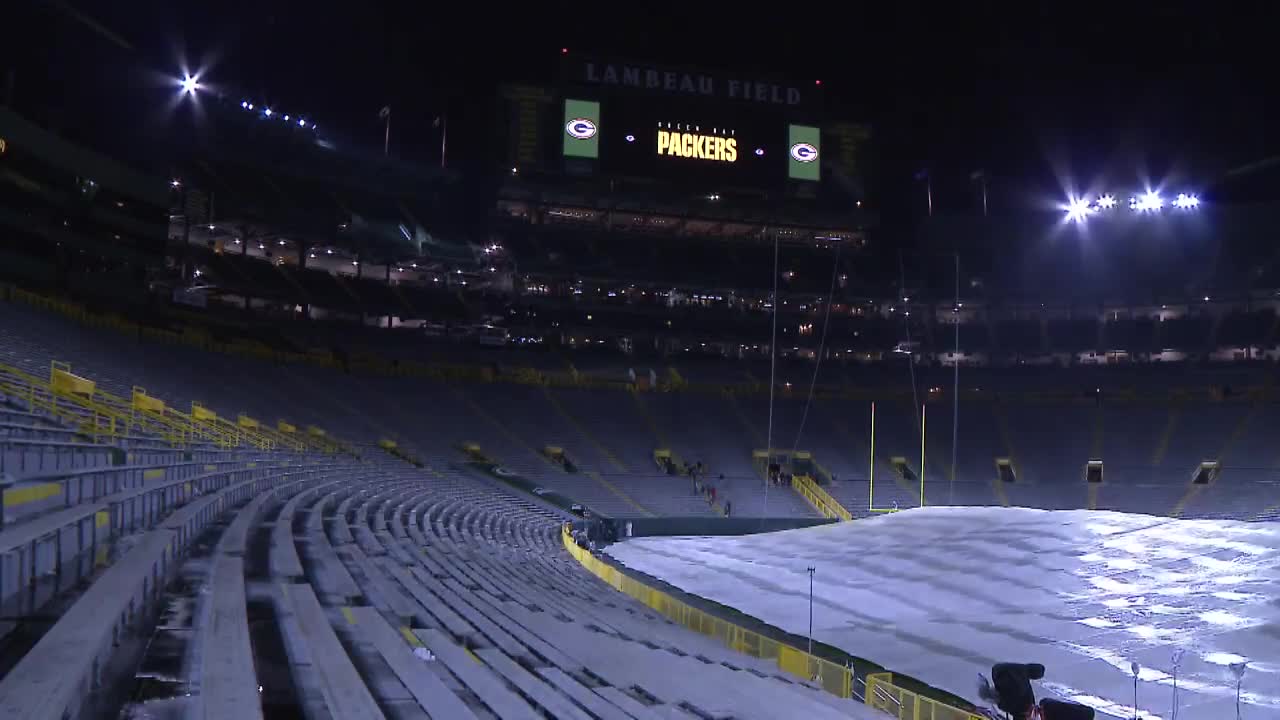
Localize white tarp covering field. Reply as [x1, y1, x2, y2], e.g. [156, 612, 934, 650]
[606, 507, 1280, 719]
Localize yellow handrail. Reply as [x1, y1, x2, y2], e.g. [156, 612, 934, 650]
[791, 474, 853, 521]
[562, 525, 853, 698]
[865, 673, 986, 720]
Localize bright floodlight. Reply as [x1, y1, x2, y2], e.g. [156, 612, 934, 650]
[179, 74, 201, 96]
[1134, 190, 1164, 212]
[1096, 194, 1117, 210]
[298, 118, 307, 127]
[1174, 192, 1201, 209]
[1064, 195, 1093, 223]
[264, 107, 273, 117]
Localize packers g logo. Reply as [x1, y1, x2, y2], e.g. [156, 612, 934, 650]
[565, 118, 597, 140]
[790, 142, 818, 163]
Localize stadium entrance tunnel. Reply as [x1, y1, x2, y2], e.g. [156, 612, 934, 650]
[543, 445, 577, 472]
[752, 448, 826, 483]
[995, 457, 1016, 483]
[460, 442, 491, 463]
[1085, 459, 1104, 484]
[466, 459, 590, 517]
[653, 448, 683, 475]
[890, 456, 918, 483]
[1193, 460, 1221, 484]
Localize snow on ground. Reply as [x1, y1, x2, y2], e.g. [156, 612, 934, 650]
[607, 506, 1280, 719]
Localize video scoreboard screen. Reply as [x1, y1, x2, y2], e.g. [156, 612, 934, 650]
[561, 96, 820, 186]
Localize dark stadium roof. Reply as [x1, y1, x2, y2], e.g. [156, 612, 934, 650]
[8, 3, 1280, 242]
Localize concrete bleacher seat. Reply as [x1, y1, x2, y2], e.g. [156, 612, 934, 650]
[0, 458, 317, 631]
[0, 456, 337, 720]
[278, 583, 386, 719]
[2, 457, 261, 527]
[345, 605, 483, 719]
[0, 437, 115, 479]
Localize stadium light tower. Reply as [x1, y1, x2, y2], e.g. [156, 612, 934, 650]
[179, 73, 201, 96]
[1096, 194, 1117, 210]
[1174, 192, 1201, 209]
[1133, 190, 1164, 212]
[1063, 195, 1093, 223]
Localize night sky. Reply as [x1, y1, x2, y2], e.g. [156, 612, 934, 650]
[8, 1, 1280, 224]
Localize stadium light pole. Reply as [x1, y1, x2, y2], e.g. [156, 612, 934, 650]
[970, 169, 987, 217]
[919, 403, 926, 507]
[1131, 661, 1140, 720]
[868, 402, 875, 511]
[806, 566, 816, 655]
[950, 253, 959, 506]
[1231, 662, 1247, 720]
[1170, 649, 1184, 720]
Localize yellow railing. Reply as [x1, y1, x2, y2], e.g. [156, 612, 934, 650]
[3, 288, 359, 450]
[563, 526, 982, 719]
[792, 474, 853, 521]
[2, 361, 190, 445]
[865, 673, 986, 720]
[9, 287, 342, 371]
[562, 525, 853, 698]
[1, 363, 114, 441]
[0, 357, 328, 452]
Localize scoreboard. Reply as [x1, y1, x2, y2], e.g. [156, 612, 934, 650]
[560, 95, 821, 187]
[498, 59, 866, 191]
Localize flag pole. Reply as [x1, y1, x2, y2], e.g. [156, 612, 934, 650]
[440, 114, 448, 169]
[382, 107, 391, 157]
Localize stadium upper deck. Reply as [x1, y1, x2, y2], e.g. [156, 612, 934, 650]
[6, 88, 1280, 374]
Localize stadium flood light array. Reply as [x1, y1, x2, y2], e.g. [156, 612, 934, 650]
[1063, 190, 1200, 222]
[239, 100, 315, 130]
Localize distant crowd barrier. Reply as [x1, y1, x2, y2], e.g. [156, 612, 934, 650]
[5, 284, 1271, 403]
[610, 515, 834, 537]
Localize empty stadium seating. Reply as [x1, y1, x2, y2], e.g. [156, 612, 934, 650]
[0, 296, 888, 719]
[6, 295, 1280, 526]
[3, 289, 1280, 718]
